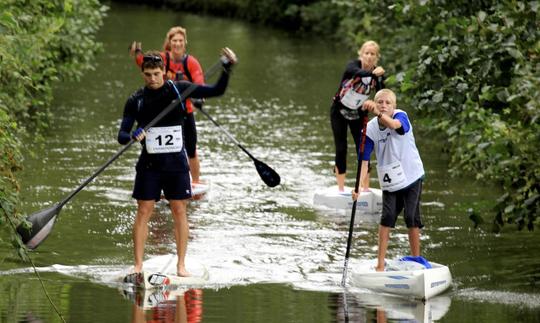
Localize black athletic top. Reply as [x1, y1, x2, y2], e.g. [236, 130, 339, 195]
[333, 59, 385, 101]
[118, 69, 230, 172]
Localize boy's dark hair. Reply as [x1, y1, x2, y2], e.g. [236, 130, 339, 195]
[141, 51, 164, 71]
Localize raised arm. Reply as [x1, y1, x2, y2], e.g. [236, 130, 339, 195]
[362, 100, 402, 130]
[175, 47, 237, 99]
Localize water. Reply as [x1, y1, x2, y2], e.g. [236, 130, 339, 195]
[1, 3, 539, 322]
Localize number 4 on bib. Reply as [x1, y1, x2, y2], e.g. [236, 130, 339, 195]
[383, 173, 392, 184]
[377, 161, 406, 191]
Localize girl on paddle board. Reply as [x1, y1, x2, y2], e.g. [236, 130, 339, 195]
[354, 89, 425, 272]
[130, 26, 205, 185]
[330, 40, 385, 191]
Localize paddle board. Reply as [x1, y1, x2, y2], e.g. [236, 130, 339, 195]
[124, 268, 209, 290]
[350, 259, 452, 300]
[191, 180, 210, 200]
[313, 186, 382, 212]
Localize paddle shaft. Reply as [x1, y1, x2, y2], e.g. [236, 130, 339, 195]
[196, 107, 257, 161]
[57, 60, 222, 208]
[341, 114, 369, 287]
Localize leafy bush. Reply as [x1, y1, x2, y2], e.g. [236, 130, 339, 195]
[397, 2, 539, 231]
[0, 0, 107, 253]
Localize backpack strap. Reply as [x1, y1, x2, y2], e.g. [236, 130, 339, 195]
[165, 51, 171, 74]
[182, 54, 193, 82]
[167, 80, 186, 111]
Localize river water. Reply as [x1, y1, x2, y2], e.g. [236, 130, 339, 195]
[1, 3, 539, 322]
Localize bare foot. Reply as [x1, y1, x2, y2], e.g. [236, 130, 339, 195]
[177, 267, 191, 277]
[375, 266, 385, 272]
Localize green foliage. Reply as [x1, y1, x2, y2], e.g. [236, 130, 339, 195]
[397, 1, 540, 231]
[0, 0, 107, 254]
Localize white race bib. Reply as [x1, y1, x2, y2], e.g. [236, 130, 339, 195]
[341, 89, 369, 110]
[145, 126, 183, 154]
[377, 161, 406, 191]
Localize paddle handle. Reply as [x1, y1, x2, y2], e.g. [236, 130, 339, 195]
[341, 114, 369, 287]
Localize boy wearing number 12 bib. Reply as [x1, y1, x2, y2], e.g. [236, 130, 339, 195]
[117, 48, 237, 277]
[354, 89, 425, 272]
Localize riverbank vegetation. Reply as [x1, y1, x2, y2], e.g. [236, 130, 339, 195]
[114, 0, 538, 230]
[0, 0, 107, 253]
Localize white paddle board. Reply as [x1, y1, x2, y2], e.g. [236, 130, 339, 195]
[124, 269, 209, 290]
[313, 186, 382, 212]
[191, 180, 210, 199]
[350, 258, 452, 300]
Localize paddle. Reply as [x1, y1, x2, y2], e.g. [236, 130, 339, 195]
[16, 59, 225, 250]
[195, 106, 280, 188]
[341, 114, 369, 287]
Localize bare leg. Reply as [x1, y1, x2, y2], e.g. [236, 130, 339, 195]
[189, 156, 200, 183]
[133, 200, 155, 273]
[361, 171, 370, 190]
[169, 199, 191, 277]
[336, 166, 346, 191]
[408, 227, 421, 256]
[376, 225, 391, 272]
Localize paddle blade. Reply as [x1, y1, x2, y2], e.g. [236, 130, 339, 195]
[16, 204, 62, 250]
[254, 159, 280, 187]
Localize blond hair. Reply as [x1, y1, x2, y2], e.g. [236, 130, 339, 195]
[374, 89, 397, 108]
[163, 26, 187, 52]
[357, 40, 380, 63]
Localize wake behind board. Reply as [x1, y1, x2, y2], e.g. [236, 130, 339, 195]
[313, 186, 382, 212]
[124, 268, 209, 290]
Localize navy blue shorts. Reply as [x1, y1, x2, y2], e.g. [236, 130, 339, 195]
[132, 170, 192, 201]
[380, 178, 424, 229]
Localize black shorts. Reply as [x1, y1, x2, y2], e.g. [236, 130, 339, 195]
[183, 113, 197, 158]
[132, 170, 192, 201]
[380, 178, 424, 229]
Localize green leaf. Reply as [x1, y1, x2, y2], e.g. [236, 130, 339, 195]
[0, 12, 18, 30]
[506, 48, 522, 59]
[477, 11, 487, 22]
[524, 194, 539, 207]
[432, 92, 443, 103]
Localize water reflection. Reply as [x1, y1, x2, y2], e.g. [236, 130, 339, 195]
[123, 288, 203, 323]
[334, 292, 451, 323]
[19, 313, 45, 323]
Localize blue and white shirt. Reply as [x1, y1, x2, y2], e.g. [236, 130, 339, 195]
[362, 109, 424, 192]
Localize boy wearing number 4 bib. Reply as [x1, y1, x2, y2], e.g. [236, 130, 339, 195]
[353, 89, 425, 272]
[118, 48, 237, 277]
